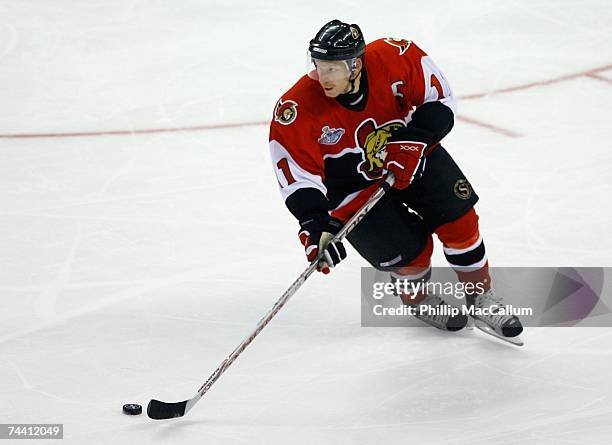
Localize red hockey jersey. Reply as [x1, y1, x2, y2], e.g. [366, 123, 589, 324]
[269, 38, 456, 222]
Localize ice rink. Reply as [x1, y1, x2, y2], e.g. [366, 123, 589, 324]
[1, 1, 612, 443]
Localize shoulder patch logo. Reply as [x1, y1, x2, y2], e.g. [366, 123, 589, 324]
[274, 99, 298, 125]
[318, 126, 345, 145]
[384, 37, 412, 55]
[454, 179, 473, 200]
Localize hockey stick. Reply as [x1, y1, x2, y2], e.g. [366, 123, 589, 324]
[147, 173, 395, 420]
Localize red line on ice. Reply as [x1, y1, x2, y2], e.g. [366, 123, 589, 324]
[0, 120, 266, 139]
[585, 72, 612, 85]
[460, 63, 612, 99]
[0, 63, 610, 140]
[456, 116, 522, 138]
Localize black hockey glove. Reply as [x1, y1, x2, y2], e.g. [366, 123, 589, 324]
[298, 212, 347, 274]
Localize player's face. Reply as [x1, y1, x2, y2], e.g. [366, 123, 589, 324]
[313, 60, 352, 97]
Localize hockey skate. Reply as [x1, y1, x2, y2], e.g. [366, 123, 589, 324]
[402, 292, 468, 332]
[468, 289, 524, 346]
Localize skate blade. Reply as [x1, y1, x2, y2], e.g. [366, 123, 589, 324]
[473, 319, 524, 347]
[466, 317, 475, 331]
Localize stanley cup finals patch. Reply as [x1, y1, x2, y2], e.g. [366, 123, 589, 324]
[318, 126, 345, 145]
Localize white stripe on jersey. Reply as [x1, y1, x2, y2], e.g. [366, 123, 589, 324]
[322, 146, 363, 160]
[420, 56, 457, 114]
[332, 188, 362, 212]
[270, 139, 327, 202]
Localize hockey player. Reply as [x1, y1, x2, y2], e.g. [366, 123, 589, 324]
[269, 20, 523, 341]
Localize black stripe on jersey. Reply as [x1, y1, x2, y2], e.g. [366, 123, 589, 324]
[285, 188, 330, 221]
[444, 240, 486, 267]
[407, 101, 454, 144]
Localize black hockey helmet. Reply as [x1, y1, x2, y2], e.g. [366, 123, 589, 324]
[308, 19, 365, 61]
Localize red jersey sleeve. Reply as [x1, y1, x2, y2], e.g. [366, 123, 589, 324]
[373, 38, 457, 115]
[269, 94, 328, 213]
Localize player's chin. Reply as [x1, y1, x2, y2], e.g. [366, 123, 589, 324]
[322, 86, 339, 97]
[321, 85, 338, 97]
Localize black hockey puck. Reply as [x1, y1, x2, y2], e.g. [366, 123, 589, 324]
[123, 403, 142, 415]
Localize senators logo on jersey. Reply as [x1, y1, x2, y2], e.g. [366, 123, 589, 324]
[384, 37, 412, 55]
[269, 38, 456, 220]
[355, 119, 404, 179]
[274, 99, 298, 125]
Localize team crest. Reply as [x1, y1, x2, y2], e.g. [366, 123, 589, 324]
[318, 126, 345, 145]
[384, 37, 412, 55]
[355, 119, 404, 179]
[350, 26, 361, 40]
[274, 99, 298, 125]
[454, 179, 473, 200]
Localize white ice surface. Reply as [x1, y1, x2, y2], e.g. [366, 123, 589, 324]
[1, 1, 612, 444]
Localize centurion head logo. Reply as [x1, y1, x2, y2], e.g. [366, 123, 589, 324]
[274, 99, 298, 125]
[384, 37, 412, 55]
[355, 119, 404, 179]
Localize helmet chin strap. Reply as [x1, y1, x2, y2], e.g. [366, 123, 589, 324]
[341, 58, 361, 94]
[345, 70, 361, 94]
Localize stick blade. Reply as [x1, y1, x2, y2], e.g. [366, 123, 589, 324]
[147, 399, 188, 420]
